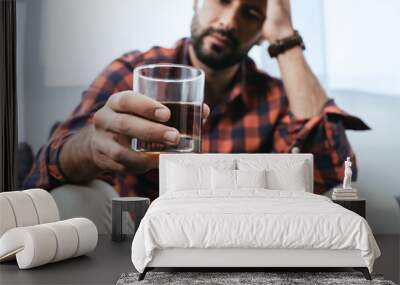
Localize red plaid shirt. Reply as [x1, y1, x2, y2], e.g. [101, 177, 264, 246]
[24, 38, 369, 199]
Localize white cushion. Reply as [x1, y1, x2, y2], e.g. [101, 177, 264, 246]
[236, 169, 267, 189]
[211, 168, 236, 190]
[166, 162, 211, 191]
[211, 169, 268, 190]
[266, 162, 307, 191]
[166, 160, 236, 192]
[238, 159, 308, 191]
[160, 155, 237, 195]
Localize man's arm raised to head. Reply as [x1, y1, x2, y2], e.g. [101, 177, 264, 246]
[262, 0, 328, 118]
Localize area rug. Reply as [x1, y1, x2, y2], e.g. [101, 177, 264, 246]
[116, 271, 396, 285]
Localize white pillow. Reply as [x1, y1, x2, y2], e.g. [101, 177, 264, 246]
[237, 159, 308, 191]
[211, 169, 267, 190]
[166, 159, 236, 192]
[166, 162, 211, 191]
[236, 169, 267, 189]
[265, 162, 307, 191]
[211, 168, 236, 190]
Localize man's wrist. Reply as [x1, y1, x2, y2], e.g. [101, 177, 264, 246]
[268, 30, 305, 59]
[266, 27, 295, 44]
[59, 126, 101, 183]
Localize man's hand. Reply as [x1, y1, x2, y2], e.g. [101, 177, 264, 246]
[262, 0, 294, 43]
[60, 91, 210, 182]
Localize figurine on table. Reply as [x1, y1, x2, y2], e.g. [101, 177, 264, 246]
[343, 157, 352, 190]
[332, 157, 358, 200]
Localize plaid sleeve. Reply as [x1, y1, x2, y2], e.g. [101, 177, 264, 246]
[23, 52, 140, 190]
[273, 96, 370, 194]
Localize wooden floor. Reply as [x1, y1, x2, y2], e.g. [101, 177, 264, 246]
[374, 235, 400, 284]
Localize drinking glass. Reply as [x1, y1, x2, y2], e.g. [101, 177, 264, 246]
[131, 64, 205, 153]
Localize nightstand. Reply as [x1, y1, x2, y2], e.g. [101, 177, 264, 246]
[112, 197, 150, 242]
[332, 198, 366, 218]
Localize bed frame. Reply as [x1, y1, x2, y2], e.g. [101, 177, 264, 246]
[139, 154, 371, 281]
[140, 248, 370, 280]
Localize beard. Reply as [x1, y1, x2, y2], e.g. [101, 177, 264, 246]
[190, 15, 250, 70]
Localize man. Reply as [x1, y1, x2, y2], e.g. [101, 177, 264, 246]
[24, 0, 368, 201]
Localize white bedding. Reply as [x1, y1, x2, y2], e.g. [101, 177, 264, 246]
[131, 190, 380, 273]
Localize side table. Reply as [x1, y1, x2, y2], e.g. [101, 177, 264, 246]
[332, 198, 366, 218]
[112, 197, 150, 242]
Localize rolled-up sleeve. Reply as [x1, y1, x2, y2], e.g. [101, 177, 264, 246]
[23, 53, 137, 190]
[23, 121, 86, 190]
[273, 99, 370, 194]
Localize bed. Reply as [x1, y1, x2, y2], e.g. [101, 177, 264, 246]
[131, 154, 380, 280]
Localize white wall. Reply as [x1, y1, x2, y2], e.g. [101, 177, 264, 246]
[324, 0, 400, 96]
[42, 0, 193, 87]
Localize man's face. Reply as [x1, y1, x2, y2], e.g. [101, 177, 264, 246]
[191, 0, 266, 70]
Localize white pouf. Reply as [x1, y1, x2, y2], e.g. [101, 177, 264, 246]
[0, 218, 98, 269]
[0, 189, 98, 269]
